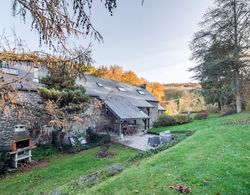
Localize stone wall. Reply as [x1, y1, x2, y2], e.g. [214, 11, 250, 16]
[0, 90, 105, 147]
[148, 101, 160, 127]
[0, 91, 50, 147]
[65, 98, 103, 133]
[0, 89, 161, 147]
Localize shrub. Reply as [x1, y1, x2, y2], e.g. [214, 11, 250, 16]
[194, 112, 209, 120]
[62, 129, 110, 153]
[86, 128, 111, 145]
[96, 144, 115, 158]
[105, 163, 124, 176]
[153, 114, 176, 128]
[0, 146, 10, 174]
[174, 114, 192, 124]
[38, 87, 61, 102]
[68, 131, 87, 153]
[77, 172, 102, 188]
[220, 107, 236, 117]
[206, 104, 219, 113]
[38, 87, 89, 112]
[32, 144, 57, 161]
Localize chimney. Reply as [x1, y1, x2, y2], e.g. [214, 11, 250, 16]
[140, 84, 147, 89]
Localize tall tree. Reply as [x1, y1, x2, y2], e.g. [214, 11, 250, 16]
[38, 64, 89, 149]
[190, 0, 250, 113]
[191, 41, 235, 109]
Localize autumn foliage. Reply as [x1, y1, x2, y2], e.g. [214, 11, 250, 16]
[85, 65, 165, 102]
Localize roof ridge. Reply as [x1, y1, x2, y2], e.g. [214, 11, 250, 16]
[85, 74, 144, 89]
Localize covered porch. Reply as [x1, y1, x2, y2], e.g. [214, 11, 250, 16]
[104, 95, 151, 139]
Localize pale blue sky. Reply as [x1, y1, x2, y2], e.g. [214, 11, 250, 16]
[0, 0, 213, 83]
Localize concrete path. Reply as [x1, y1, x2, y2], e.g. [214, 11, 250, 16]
[115, 132, 157, 151]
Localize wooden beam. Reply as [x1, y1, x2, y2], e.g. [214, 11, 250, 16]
[143, 119, 147, 129]
[119, 120, 123, 139]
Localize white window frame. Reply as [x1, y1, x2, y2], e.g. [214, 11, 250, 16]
[117, 86, 127, 92]
[137, 90, 146, 95]
[96, 82, 103, 87]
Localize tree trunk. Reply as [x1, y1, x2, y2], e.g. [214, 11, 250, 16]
[235, 70, 242, 113]
[218, 100, 222, 111]
[232, 0, 242, 113]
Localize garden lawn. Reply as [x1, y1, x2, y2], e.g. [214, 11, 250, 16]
[0, 144, 136, 194]
[86, 112, 250, 194]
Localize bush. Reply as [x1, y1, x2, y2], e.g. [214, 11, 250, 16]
[220, 107, 236, 117]
[38, 87, 89, 112]
[62, 129, 110, 154]
[206, 104, 219, 113]
[194, 112, 209, 120]
[105, 163, 124, 176]
[86, 128, 111, 145]
[0, 146, 10, 174]
[77, 172, 102, 188]
[174, 114, 192, 124]
[96, 144, 115, 158]
[38, 87, 61, 102]
[32, 144, 57, 161]
[153, 114, 176, 128]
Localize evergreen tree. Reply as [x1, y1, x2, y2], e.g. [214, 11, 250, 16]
[39, 64, 89, 113]
[190, 0, 250, 113]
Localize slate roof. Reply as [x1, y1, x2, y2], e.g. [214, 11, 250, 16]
[158, 104, 166, 111]
[76, 75, 157, 102]
[105, 95, 149, 120]
[77, 75, 159, 120]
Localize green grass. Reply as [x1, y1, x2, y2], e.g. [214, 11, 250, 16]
[32, 144, 57, 161]
[148, 113, 217, 133]
[86, 112, 250, 194]
[0, 144, 136, 194]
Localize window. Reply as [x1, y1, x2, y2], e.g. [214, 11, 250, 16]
[137, 90, 146, 95]
[2, 67, 19, 76]
[33, 67, 39, 82]
[96, 82, 103, 87]
[117, 86, 127, 92]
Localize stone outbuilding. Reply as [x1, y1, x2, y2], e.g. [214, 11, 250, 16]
[0, 61, 165, 147]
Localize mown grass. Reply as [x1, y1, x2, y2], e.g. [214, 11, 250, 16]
[86, 112, 250, 194]
[148, 113, 218, 133]
[0, 144, 136, 194]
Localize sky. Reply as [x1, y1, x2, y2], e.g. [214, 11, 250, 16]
[0, 0, 213, 83]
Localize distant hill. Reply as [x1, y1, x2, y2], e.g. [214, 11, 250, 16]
[164, 83, 201, 90]
[164, 83, 201, 101]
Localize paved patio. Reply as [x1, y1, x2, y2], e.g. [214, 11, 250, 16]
[115, 132, 157, 151]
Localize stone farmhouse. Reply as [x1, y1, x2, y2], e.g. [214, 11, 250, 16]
[0, 61, 165, 146]
[77, 75, 165, 138]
